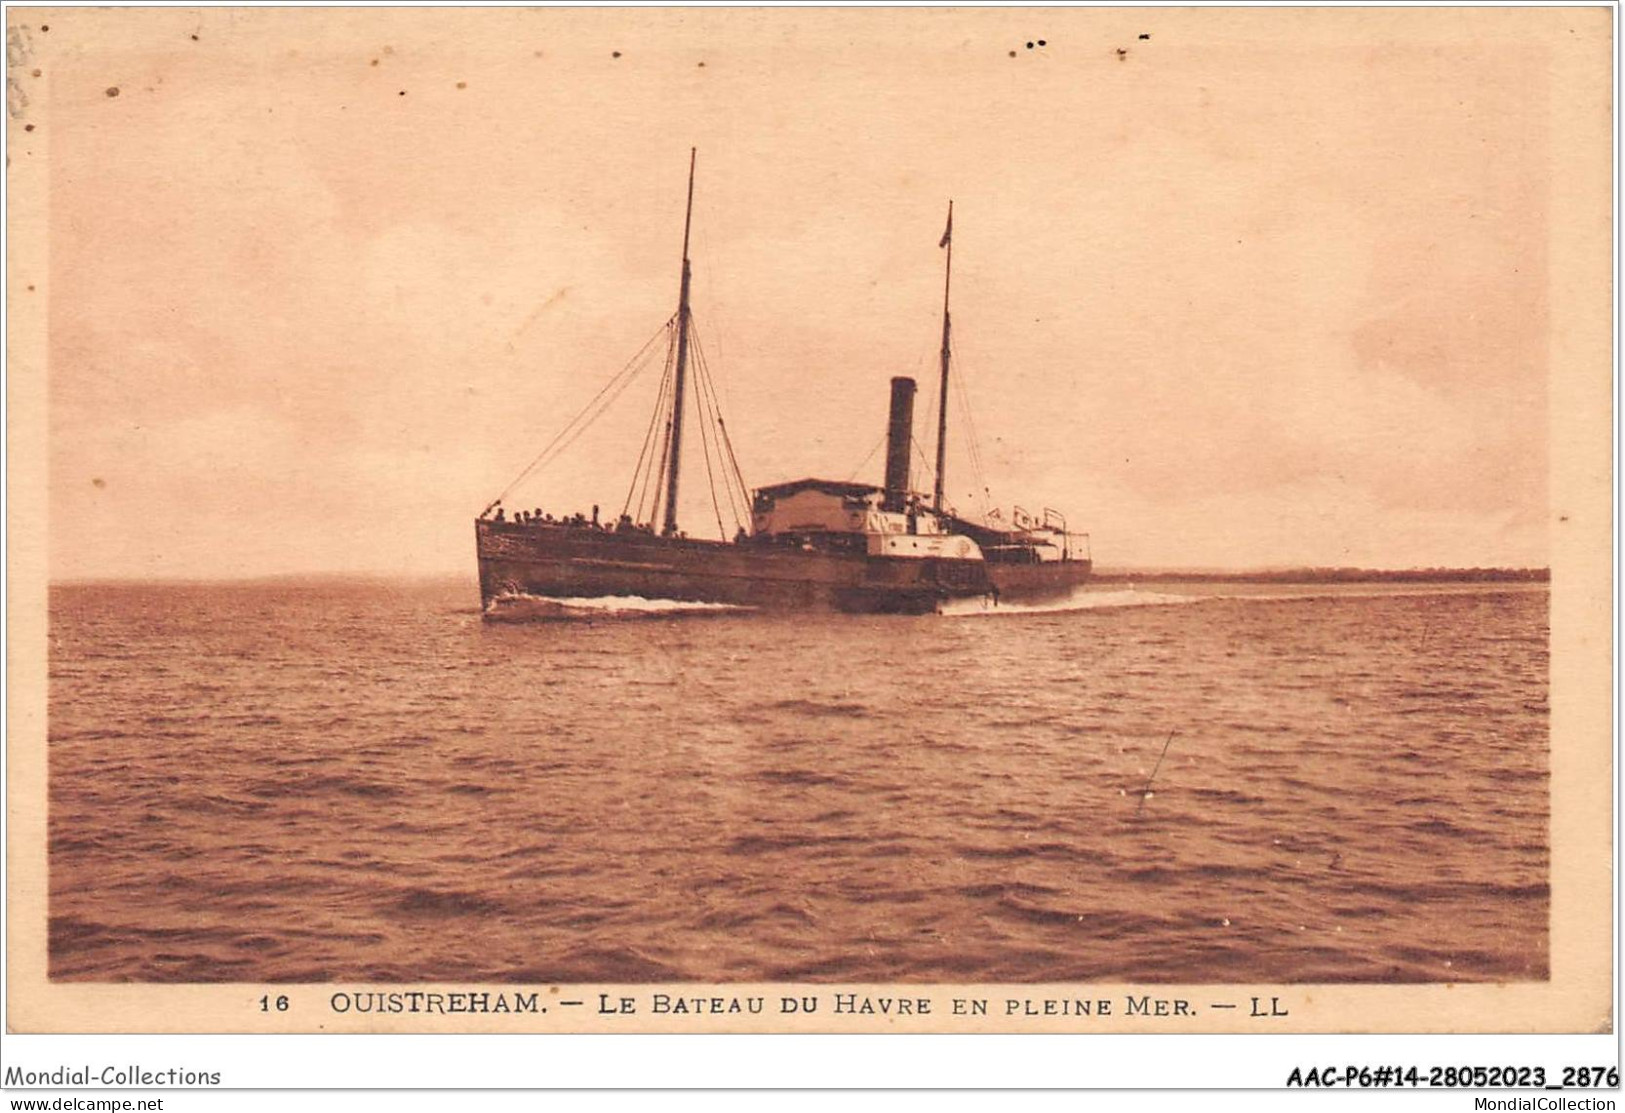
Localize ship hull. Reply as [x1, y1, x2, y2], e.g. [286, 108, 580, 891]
[476, 521, 1090, 615]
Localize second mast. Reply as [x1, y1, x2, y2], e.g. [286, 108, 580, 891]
[662, 148, 698, 536]
[933, 200, 953, 514]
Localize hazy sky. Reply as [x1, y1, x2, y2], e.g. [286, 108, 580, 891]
[30, 7, 1595, 578]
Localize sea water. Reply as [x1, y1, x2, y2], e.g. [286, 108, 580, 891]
[46, 580, 1548, 983]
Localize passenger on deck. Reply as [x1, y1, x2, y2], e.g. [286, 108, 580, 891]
[591, 504, 600, 527]
[494, 507, 506, 522]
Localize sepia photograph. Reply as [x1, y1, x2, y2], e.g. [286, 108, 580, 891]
[4, 4, 1613, 1045]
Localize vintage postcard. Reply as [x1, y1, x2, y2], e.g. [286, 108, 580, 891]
[4, 5, 1613, 1041]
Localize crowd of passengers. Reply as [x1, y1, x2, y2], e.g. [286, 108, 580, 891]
[485, 503, 677, 535]
[485, 504, 761, 543]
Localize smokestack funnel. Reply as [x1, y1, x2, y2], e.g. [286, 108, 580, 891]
[883, 377, 916, 513]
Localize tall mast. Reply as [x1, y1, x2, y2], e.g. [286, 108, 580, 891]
[662, 148, 697, 536]
[932, 200, 953, 514]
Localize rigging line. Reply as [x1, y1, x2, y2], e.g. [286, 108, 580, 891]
[649, 412, 674, 529]
[951, 356, 978, 477]
[646, 323, 680, 508]
[645, 328, 681, 527]
[697, 375, 742, 535]
[485, 316, 673, 512]
[914, 376, 939, 485]
[845, 430, 886, 483]
[687, 313, 736, 459]
[647, 321, 686, 525]
[631, 358, 670, 523]
[688, 330, 719, 531]
[911, 434, 936, 488]
[693, 195, 731, 414]
[640, 371, 672, 521]
[490, 315, 676, 510]
[624, 323, 678, 520]
[689, 326, 750, 529]
[954, 356, 990, 494]
[916, 373, 939, 442]
[715, 412, 751, 530]
[687, 316, 750, 524]
[524, 344, 664, 496]
[911, 435, 945, 512]
[942, 330, 994, 521]
[705, 415, 732, 539]
[952, 367, 990, 520]
[697, 334, 749, 536]
[957, 336, 999, 490]
[938, 334, 983, 513]
[704, 373, 750, 530]
[689, 330, 729, 540]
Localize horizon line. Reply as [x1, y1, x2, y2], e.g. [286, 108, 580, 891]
[45, 564, 1554, 588]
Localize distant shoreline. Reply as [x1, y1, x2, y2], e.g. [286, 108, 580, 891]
[49, 567, 1552, 588]
[1092, 568, 1550, 585]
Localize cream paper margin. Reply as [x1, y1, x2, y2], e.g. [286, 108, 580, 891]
[4, 5, 1613, 1035]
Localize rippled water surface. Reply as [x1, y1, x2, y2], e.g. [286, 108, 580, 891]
[48, 580, 1548, 983]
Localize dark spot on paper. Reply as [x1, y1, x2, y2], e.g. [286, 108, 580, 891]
[697, 61, 705, 68]
[31, 68, 40, 77]
[24, 123, 33, 132]
[1025, 41, 1034, 49]
[612, 50, 622, 58]
[398, 90, 406, 96]
[1038, 40, 1046, 46]
[1116, 48, 1128, 61]
[456, 81, 466, 89]
[105, 86, 119, 97]
[370, 58, 379, 67]
[1008, 50, 1016, 58]
[27, 283, 35, 290]
[92, 478, 105, 489]
[39, 25, 48, 33]
[1139, 33, 1151, 40]
[190, 34, 199, 42]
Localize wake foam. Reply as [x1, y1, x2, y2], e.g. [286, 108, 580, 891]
[484, 593, 755, 622]
[941, 588, 1207, 617]
[484, 588, 1205, 621]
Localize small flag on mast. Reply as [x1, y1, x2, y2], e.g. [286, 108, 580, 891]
[939, 202, 953, 249]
